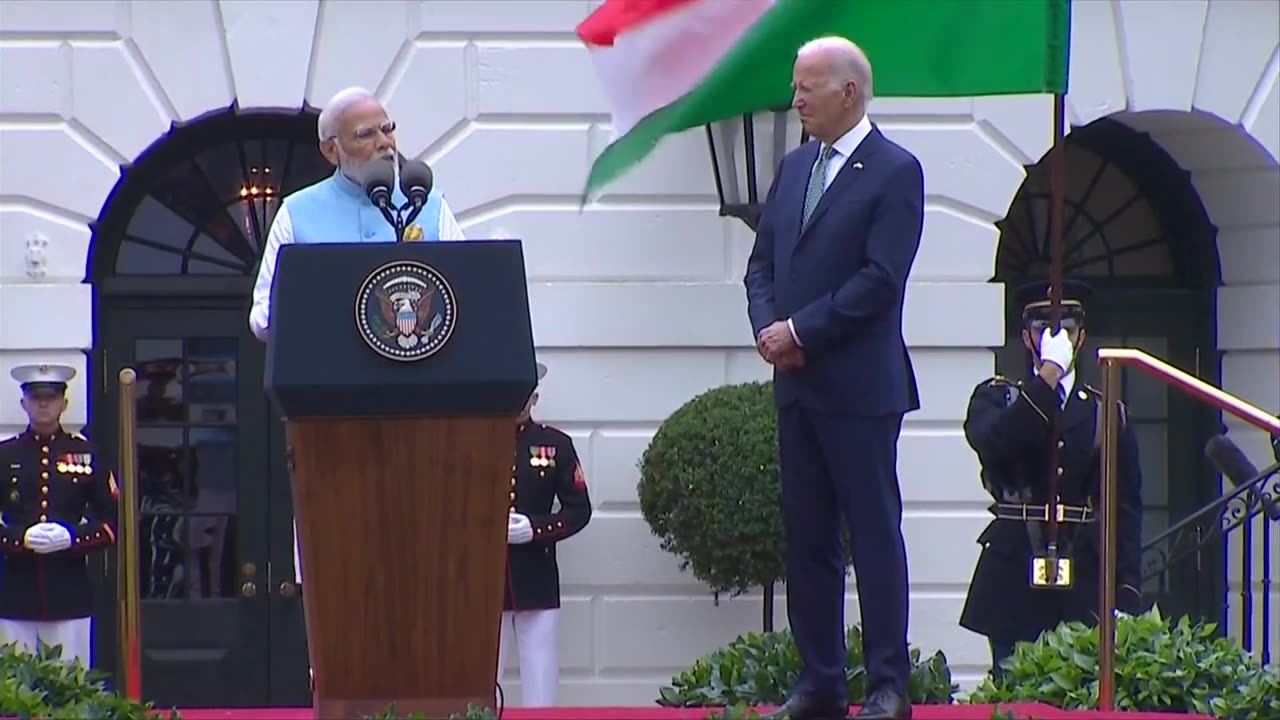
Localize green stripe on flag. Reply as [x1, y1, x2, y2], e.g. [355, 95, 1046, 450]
[584, 0, 1070, 199]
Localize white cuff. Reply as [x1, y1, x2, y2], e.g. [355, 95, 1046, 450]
[786, 318, 803, 347]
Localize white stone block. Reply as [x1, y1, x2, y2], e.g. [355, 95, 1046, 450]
[130, 0, 236, 121]
[71, 42, 171, 162]
[219, 0, 318, 110]
[0, 42, 71, 117]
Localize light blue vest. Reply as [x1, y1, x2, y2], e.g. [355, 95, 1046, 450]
[284, 170, 444, 243]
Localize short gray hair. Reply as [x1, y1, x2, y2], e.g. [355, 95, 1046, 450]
[317, 86, 380, 142]
[797, 36, 874, 103]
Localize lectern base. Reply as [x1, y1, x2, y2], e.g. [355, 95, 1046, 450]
[316, 694, 489, 719]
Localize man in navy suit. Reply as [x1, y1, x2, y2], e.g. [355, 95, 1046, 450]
[745, 36, 922, 720]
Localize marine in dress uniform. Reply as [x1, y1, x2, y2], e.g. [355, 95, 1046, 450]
[499, 362, 593, 707]
[0, 364, 118, 666]
[958, 279, 1144, 674]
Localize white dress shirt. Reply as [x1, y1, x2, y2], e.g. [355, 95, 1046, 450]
[785, 114, 874, 347]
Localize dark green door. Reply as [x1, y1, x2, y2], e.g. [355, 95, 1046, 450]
[1080, 291, 1220, 623]
[267, 409, 311, 706]
[101, 304, 273, 706]
[996, 289, 1219, 623]
[99, 302, 312, 706]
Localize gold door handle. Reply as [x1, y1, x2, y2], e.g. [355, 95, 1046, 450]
[240, 582, 257, 598]
[279, 581, 298, 598]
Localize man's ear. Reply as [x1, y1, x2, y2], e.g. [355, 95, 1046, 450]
[1075, 328, 1088, 350]
[1021, 328, 1034, 352]
[319, 139, 340, 166]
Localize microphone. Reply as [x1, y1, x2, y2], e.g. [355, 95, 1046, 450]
[362, 156, 397, 209]
[1205, 434, 1280, 521]
[399, 160, 433, 208]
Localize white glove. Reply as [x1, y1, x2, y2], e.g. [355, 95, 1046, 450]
[1039, 327, 1074, 373]
[24, 523, 72, 554]
[507, 513, 533, 545]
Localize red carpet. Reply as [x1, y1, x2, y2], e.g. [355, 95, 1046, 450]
[174, 706, 1209, 720]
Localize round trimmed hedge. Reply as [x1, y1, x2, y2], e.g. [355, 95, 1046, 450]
[637, 381, 787, 598]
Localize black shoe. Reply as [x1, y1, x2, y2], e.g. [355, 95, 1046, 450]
[762, 693, 849, 720]
[853, 688, 911, 719]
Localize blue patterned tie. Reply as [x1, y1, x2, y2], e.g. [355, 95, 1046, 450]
[802, 145, 837, 227]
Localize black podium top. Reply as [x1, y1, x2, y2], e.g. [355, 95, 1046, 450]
[264, 240, 538, 418]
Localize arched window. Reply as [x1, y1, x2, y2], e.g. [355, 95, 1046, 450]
[92, 109, 331, 284]
[994, 117, 1217, 289]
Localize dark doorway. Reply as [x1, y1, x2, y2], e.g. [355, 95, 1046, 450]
[992, 117, 1222, 624]
[88, 108, 328, 706]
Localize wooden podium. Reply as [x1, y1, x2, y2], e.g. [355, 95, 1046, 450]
[264, 240, 538, 718]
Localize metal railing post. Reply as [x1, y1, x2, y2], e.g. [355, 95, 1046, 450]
[117, 367, 143, 700]
[1098, 357, 1121, 711]
[1094, 347, 1280, 712]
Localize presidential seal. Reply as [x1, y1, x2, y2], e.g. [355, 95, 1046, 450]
[354, 260, 457, 361]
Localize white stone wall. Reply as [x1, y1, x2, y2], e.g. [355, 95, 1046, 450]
[0, 0, 1276, 706]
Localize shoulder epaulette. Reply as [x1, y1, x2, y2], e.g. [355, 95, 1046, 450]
[1083, 384, 1103, 398]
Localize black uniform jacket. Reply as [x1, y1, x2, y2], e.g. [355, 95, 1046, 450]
[0, 427, 119, 620]
[958, 374, 1144, 644]
[505, 421, 593, 611]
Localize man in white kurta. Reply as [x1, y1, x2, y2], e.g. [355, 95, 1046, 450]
[246, 89, 466, 681]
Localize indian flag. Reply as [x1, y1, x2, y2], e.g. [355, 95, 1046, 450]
[578, 0, 1070, 198]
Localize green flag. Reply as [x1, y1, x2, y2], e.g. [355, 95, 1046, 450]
[578, 0, 1070, 198]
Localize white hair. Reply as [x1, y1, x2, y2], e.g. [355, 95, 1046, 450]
[797, 36, 874, 103]
[317, 86, 380, 142]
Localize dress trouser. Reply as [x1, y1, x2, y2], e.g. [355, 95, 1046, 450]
[496, 608, 560, 706]
[0, 617, 93, 666]
[778, 407, 911, 700]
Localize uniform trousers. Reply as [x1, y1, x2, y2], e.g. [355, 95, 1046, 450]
[0, 617, 92, 666]
[496, 608, 560, 706]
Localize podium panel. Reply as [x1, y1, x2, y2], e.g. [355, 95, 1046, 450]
[265, 240, 534, 717]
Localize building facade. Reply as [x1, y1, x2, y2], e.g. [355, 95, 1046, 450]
[0, 0, 1276, 708]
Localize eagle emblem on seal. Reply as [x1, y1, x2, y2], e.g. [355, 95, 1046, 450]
[355, 260, 457, 361]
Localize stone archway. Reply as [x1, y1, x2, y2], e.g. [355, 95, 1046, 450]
[980, 0, 1280, 650]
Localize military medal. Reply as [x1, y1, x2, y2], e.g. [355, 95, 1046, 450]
[529, 446, 556, 468]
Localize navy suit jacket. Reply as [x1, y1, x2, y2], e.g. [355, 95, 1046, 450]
[744, 126, 923, 417]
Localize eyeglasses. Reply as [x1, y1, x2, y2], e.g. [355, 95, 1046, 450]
[350, 120, 396, 143]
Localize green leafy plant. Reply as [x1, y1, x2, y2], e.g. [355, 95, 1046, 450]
[368, 702, 496, 717]
[364, 703, 495, 720]
[967, 606, 1280, 719]
[704, 702, 763, 719]
[657, 625, 957, 707]
[638, 381, 851, 631]
[0, 640, 181, 719]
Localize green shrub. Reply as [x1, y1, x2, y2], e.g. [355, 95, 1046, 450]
[704, 703, 763, 719]
[657, 626, 957, 707]
[638, 382, 852, 632]
[638, 382, 788, 599]
[967, 606, 1280, 719]
[0, 640, 180, 719]
[365, 703, 495, 719]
